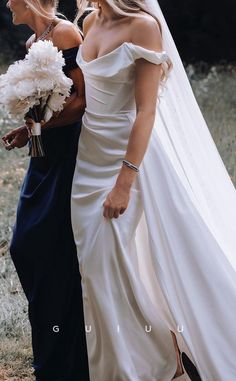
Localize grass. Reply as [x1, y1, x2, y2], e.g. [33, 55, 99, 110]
[0, 115, 33, 379]
[0, 63, 235, 380]
[0, 337, 34, 381]
[186, 63, 236, 181]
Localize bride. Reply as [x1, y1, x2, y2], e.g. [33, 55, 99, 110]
[71, 0, 236, 380]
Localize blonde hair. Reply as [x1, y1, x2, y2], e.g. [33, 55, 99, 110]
[24, 0, 59, 19]
[74, 0, 173, 87]
[75, 0, 162, 31]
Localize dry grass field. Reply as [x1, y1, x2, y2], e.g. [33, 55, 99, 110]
[0, 63, 235, 380]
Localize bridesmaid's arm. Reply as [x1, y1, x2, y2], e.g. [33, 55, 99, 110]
[42, 22, 85, 129]
[42, 66, 85, 129]
[103, 17, 163, 219]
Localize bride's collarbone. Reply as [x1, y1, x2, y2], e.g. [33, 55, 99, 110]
[82, 37, 131, 61]
[83, 18, 133, 61]
[82, 13, 153, 61]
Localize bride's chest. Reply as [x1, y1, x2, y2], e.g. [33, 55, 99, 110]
[76, 42, 136, 80]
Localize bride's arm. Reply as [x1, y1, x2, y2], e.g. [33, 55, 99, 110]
[103, 17, 163, 219]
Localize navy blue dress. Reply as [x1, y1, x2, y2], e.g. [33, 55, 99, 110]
[10, 47, 90, 381]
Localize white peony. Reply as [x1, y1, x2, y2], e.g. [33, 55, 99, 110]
[4, 60, 32, 85]
[54, 75, 73, 94]
[25, 40, 65, 77]
[0, 39, 73, 122]
[48, 92, 66, 111]
[34, 77, 55, 93]
[14, 79, 36, 99]
[43, 108, 53, 122]
[44, 92, 67, 122]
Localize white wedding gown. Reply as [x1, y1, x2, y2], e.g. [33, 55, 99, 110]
[71, 42, 236, 381]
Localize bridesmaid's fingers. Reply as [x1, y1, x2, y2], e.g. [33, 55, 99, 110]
[120, 208, 126, 215]
[5, 141, 15, 150]
[2, 134, 14, 143]
[2, 126, 27, 144]
[2, 133, 11, 141]
[2, 138, 11, 147]
[26, 126, 32, 138]
[1, 138, 8, 146]
[25, 117, 34, 126]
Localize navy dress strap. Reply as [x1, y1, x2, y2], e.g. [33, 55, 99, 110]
[62, 46, 80, 74]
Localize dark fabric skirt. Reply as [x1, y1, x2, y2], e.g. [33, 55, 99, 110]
[10, 122, 90, 381]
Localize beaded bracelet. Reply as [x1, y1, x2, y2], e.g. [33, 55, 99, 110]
[122, 159, 139, 173]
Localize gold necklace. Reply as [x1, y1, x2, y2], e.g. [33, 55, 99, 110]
[35, 19, 55, 42]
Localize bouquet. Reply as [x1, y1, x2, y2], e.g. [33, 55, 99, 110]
[0, 40, 73, 157]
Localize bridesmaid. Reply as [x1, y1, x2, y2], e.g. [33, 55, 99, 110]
[2, 1, 90, 380]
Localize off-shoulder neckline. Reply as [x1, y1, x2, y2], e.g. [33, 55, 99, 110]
[78, 42, 167, 64]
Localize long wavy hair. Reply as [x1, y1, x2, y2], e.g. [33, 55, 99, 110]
[24, 0, 59, 19]
[75, 0, 162, 32]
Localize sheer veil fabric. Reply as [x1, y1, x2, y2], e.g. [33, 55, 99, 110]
[135, 1, 236, 380]
[145, 0, 236, 258]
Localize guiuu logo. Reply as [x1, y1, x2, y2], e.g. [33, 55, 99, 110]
[145, 325, 152, 333]
[85, 325, 92, 333]
[177, 324, 184, 333]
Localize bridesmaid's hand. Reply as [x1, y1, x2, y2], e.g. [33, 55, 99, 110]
[2, 125, 30, 150]
[103, 185, 130, 219]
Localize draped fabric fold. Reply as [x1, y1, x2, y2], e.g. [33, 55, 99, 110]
[72, 8, 236, 379]
[145, 1, 236, 265]
[134, 2, 236, 380]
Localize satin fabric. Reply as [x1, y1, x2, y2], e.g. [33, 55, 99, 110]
[71, 42, 236, 381]
[71, 43, 178, 381]
[134, 1, 236, 379]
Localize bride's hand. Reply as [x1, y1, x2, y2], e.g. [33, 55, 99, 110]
[103, 184, 130, 219]
[2, 125, 30, 150]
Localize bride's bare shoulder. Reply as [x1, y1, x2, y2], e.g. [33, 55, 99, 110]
[130, 13, 163, 51]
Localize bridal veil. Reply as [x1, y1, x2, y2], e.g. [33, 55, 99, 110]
[135, 1, 236, 380]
